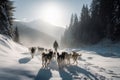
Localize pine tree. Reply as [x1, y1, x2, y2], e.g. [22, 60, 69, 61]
[99, 0, 114, 39]
[90, 0, 105, 43]
[14, 27, 19, 42]
[61, 14, 79, 47]
[69, 14, 74, 27]
[77, 5, 91, 44]
[71, 14, 79, 46]
[73, 14, 78, 25]
[111, 0, 120, 41]
[0, 0, 14, 38]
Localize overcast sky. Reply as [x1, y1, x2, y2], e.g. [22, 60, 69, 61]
[13, 0, 92, 27]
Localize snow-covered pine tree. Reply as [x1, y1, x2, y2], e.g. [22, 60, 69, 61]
[0, 0, 14, 38]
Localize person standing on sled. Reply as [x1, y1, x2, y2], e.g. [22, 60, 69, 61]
[53, 40, 59, 52]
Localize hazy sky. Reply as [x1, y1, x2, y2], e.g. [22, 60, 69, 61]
[13, 0, 92, 27]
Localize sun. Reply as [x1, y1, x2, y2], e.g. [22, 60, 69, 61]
[40, 3, 63, 26]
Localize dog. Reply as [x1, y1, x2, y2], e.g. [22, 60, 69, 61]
[57, 51, 69, 67]
[29, 47, 36, 58]
[44, 49, 48, 52]
[60, 51, 72, 65]
[38, 47, 44, 52]
[42, 50, 54, 68]
[72, 51, 82, 65]
[64, 52, 72, 65]
[57, 52, 64, 68]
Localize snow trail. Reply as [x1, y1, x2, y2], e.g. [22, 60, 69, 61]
[0, 34, 120, 80]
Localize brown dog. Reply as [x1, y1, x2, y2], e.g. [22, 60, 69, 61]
[72, 51, 82, 65]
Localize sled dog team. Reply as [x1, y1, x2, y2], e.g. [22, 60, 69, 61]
[29, 47, 82, 68]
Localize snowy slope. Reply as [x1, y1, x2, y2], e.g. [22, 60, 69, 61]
[0, 34, 36, 80]
[0, 34, 120, 80]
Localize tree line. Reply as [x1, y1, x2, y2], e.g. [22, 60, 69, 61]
[61, 0, 120, 48]
[0, 0, 19, 42]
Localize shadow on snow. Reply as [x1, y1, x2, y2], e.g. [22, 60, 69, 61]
[35, 65, 99, 80]
[35, 68, 52, 80]
[19, 57, 31, 64]
[0, 68, 35, 80]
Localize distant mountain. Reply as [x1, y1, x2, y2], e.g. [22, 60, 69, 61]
[13, 21, 55, 47]
[26, 19, 65, 40]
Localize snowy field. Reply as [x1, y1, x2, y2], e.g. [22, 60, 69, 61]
[0, 34, 120, 80]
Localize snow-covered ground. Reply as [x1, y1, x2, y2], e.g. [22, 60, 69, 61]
[0, 34, 120, 80]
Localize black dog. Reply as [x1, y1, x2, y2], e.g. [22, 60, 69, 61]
[42, 50, 54, 68]
[57, 52, 67, 67]
[29, 47, 36, 58]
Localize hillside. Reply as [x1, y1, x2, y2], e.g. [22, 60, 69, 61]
[26, 19, 65, 40]
[13, 21, 55, 47]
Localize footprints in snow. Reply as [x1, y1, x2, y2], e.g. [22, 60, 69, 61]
[79, 59, 119, 80]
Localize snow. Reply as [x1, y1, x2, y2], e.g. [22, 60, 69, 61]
[0, 34, 120, 80]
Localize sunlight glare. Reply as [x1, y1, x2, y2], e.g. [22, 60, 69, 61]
[40, 3, 63, 26]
